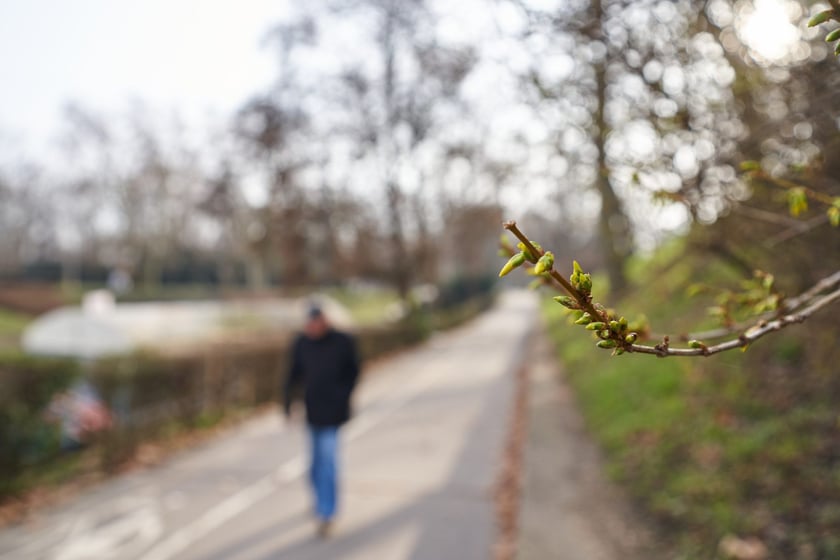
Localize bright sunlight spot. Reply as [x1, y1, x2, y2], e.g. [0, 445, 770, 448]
[738, 0, 801, 62]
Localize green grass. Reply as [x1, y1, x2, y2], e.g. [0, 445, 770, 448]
[541, 251, 838, 557]
[0, 308, 31, 350]
[327, 288, 401, 326]
[0, 308, 30, 335]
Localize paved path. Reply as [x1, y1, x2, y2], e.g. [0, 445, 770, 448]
[0, 291, 537, 560]
[516, 328, 655, 560]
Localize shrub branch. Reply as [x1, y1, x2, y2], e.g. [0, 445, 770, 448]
[500, 221, 840, 358]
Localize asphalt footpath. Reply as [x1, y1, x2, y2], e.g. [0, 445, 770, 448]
[516, 328, 656, 560]
[0, 290, 537, 560]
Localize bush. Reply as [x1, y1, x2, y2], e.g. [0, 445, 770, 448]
[0, 352, 78, 496]
[0, 294, 492, 500]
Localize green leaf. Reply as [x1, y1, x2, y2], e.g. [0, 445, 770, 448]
[826, 28, 840, 42]
[686, 283, 705, 297]
[787, 187, 808, 217]
[553, 295, 576, 308]
[829, 206, 840, 227]
[534, 251, 555, 275]
[808, 9, 835, 28]
[499, 252, 526, 277]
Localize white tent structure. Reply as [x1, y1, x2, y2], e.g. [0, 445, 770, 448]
[22, 291, 355, 359]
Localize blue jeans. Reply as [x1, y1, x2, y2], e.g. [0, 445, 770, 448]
[309, 426, 339, 520]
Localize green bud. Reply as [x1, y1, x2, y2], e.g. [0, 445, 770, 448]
[553, 295, 576, 308]
[574, 312, 592, 325]
[572, 260, 584, 275]
[787, 187, 808, 217]
[739, 160, 761, 172]
[609, 320, 620, 332]
[614, 348, 626, 356]
[499, 252, 526, 277]
[534, 251, 555, 275]
[835, 40, 840, 55]
[517, 240, 542, 262]
[808, 9, 834, 28]
[829, 205, 840, 227]
[586, 322, 606, 331]
[688, 340, 704, 349]
[598, 330, 611, 339]
[578, 273, 593, 293]
[826, 28, 840, 42]
[596, 340, 617, 349]
[618, 316, 628, 330]
[625, 332, 638, 344]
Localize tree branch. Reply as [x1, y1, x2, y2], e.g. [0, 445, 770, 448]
[501, 221, 840, 358]
[655, 270, 840, 342]
[629, 286, 840, 357]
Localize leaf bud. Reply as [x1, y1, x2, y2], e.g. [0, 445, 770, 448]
[553, 295, 576, 308]
[534, 251, 555, 275]
[829, 205, 840, 227]
[499, 252, 526, 277]
[808, 9, 835, 28]
[578, 273, 593, 293]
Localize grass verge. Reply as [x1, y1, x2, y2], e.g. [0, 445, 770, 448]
[541, 254, 840, 558]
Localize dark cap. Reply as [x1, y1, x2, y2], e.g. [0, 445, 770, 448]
[307, 303, 324, 320]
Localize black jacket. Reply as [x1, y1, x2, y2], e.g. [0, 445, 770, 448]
[283, 329, 360, 427]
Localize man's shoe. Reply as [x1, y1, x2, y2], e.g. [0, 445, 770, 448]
[316, 519, 334, 539]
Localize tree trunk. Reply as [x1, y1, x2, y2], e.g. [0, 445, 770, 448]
[592, 0, 631, 295]
[381, 7, 411, 302]
[245, 252, 268, 292]
[386, 180, 410, 300]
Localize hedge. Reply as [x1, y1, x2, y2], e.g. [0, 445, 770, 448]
[0, 295, 493, 499]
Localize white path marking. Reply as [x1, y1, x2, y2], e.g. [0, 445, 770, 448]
[138, 369, 439, 560]
[54, 496, 163, 560]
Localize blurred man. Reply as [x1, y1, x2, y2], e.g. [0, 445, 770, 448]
[283, 304, 360, 538]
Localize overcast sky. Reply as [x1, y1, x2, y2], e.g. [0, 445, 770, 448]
[0, 0, 298, 156]
[0, 0, 798, 155]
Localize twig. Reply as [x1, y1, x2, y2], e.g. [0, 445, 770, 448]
[502, 220, 840, 358]
[752, 171, 836, 207]
[733, 203, 806, 229]
[664, 270, 840, 342]
[629, 286, 840, 357]
[503, 221, 604, 323]
[764, 215, 830, 249]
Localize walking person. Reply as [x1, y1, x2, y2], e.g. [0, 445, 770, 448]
[283, 304, 361, 538]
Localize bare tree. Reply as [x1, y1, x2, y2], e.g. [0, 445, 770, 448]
[331, 0, 476, 299]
